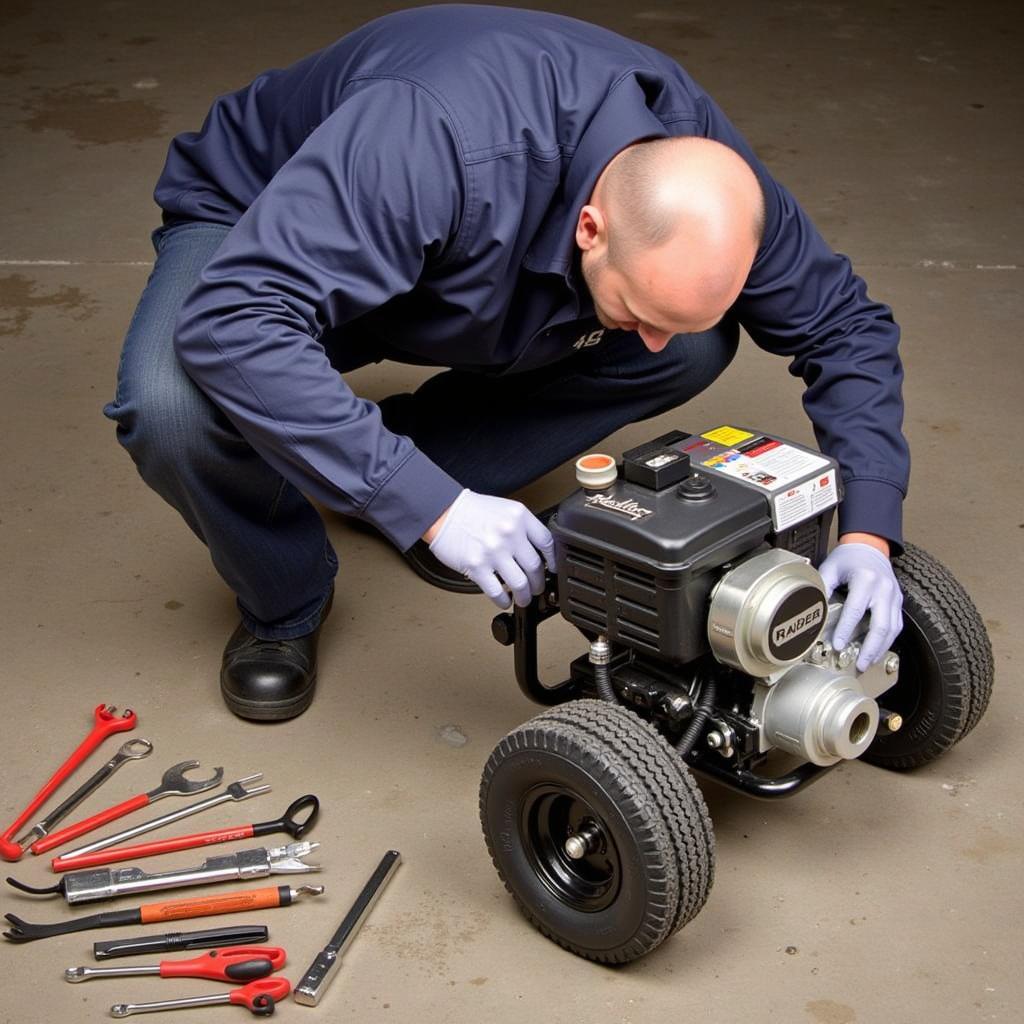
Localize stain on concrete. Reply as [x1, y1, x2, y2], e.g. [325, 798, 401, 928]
[33, 30, 65, 45]
[0, 56, 36, 77]
[124, 35, 158, 46]
[0, 0, 31, 27]
[368, 891, 489, 976]
[164, 600, 183, 611]
[0, 274, 97, 337]
[437, 724, 468, 748]
[806, 1000, 857, 1024]
[961, 826, 1019, 864]
[20, 81, 166, 146]
[633, 11, 712, 39]
[468, 977, 488, 986]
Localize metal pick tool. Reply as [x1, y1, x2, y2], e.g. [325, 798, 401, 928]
[293, 850, 401, 1007]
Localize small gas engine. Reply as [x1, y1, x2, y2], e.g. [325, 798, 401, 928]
[479, 424, 992, 964]
[549, 425, 896, 778]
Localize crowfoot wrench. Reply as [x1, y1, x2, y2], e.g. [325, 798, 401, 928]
[30, 761, 224, 855]
[16, 739, 153, 848]
[55, 775, 270, 861]
[0, 704, 137, 862]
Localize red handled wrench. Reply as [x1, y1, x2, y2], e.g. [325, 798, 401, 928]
[30, 761, 224, 855]
[65, 946, 287, 983]
[110, 978, 291, 1017]
[0, 704, 137, 862]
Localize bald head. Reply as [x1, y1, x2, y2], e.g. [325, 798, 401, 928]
[575, 137, 764, 349]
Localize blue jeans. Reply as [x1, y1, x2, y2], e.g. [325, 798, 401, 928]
[104, 220, 739, 638]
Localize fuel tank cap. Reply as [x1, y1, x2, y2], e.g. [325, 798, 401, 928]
[575, 453, 618, 489]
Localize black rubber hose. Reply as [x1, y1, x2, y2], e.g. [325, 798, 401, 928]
[675, 678, 717, 755]
[594, 660, 616, 702]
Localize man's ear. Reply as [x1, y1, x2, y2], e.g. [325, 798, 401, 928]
[575, 204, 606, 252]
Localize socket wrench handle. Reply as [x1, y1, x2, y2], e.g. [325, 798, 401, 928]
[0, 705, 137, 861]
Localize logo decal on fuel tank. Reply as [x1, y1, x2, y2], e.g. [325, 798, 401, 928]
[584, 494, 653, 521]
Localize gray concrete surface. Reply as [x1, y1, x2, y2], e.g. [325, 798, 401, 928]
[1, 2, 1021, 1023]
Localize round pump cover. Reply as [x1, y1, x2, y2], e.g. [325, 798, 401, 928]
[708, 548, 828, 677]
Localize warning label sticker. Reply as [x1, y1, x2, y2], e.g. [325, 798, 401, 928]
[702, 425, 754, 447]
[771, 470, 838, 530]
[697, 436, 839, 529]
[701, 440, 829, 491]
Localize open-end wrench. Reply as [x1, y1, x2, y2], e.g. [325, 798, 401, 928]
[30, 761, 224, 856]
[51, 795, 318, 872]
[53, 775, 271, 861]
[15, 739, 153, 848]
[0, 704, 137, 862]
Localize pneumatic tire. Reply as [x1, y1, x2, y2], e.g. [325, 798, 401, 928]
[862, 543, 994, 770]
[479, 699, 714, 963]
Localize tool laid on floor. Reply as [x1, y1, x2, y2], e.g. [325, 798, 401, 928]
[66, 945, 287, 983]
[50, 774, 270, 861]
[111, 977, 291, 1018]
[294, 849, 401, 1007]
[15, 739, 154, 849]
[30, 760, 225, 855]
[51, 795, 318, 872]
[4, 885, 325, 942]
[94, 925, 271, 961]
[0, 704, 137, 862]
[9, 842, 321, 903]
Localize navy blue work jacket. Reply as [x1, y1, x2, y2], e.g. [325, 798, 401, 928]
[160, 4, 909, 551]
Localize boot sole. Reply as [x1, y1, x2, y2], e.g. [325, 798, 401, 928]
[220, 675, 317, 722]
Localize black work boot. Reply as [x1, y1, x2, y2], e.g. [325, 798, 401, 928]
[220, 589, 333, 722]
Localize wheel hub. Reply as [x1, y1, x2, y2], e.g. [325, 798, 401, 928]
[520, 785, 621, 912]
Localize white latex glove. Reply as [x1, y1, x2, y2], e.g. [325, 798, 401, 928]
[819, 542, 903, 672]
[428, 489, 556, 609]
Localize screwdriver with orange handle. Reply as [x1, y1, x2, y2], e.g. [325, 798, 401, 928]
[3, 885, 324, 942]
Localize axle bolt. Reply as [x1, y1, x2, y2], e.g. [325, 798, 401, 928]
[565, 835, 588, 860]
[884, 653, 900, 675]
[707, 731, 724, 749]
[564, 821, 603, 860]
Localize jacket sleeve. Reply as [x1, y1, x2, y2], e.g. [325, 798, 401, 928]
[172, 79, 466, 550]
[699, 95, 910, 549]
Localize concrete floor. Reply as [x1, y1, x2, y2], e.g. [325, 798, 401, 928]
[1, 1, 1021, 1022]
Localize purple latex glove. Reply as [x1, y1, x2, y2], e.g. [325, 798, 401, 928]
[819, 542, 903, 672]
[428, 489, 556, 609]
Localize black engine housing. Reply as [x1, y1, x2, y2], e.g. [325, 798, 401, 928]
[549, 428, 838, 666]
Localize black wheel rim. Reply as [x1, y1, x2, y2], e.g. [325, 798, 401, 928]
[519, 784, 621, 912]
[879, 609, 940, 726]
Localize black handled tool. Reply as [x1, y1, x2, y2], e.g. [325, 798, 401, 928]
[94, 925, 270, 960]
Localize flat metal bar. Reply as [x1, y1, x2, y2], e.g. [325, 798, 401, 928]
[293, 850, 400, 1007]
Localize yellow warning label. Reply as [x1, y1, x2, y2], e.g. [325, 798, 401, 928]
[702, 426, 754, 446]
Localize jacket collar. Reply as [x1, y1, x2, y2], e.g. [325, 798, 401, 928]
[523, 74, 669, 278]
